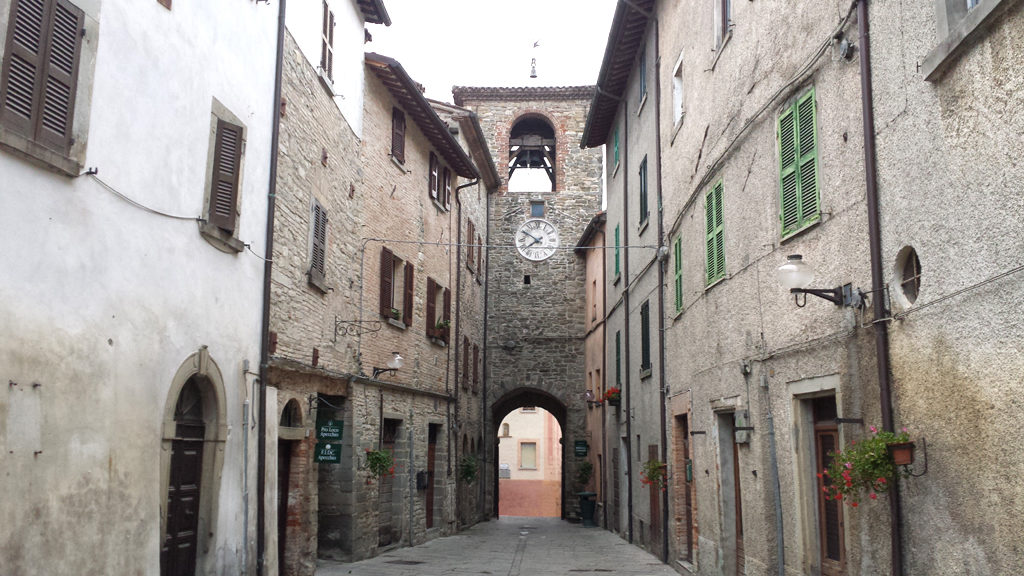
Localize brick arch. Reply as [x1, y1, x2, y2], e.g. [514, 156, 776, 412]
[503, 109, 568, 193]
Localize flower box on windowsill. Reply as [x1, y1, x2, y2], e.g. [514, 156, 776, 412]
[606, 397, 620, 408]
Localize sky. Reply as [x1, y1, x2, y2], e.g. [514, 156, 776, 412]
[370, 0, 619, 103]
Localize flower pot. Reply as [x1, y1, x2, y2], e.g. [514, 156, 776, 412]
[606, 397, 620, 407]
[888, 441, 915, 466]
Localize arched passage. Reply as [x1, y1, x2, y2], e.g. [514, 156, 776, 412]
[491, 387, 568, 519]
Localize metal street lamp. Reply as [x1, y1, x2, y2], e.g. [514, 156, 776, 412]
[777, 255, 865, 308]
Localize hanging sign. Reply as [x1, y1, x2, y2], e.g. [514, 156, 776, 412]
[314, 442, 341, 464]
[317, 419, 343, 441]
[574, 440, 588, 457]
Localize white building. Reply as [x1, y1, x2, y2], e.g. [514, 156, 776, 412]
[0, 0, 277, 573]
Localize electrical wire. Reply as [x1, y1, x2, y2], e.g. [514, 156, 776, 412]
[84, 170, 201, 221]
[893, 262, 1024, 320]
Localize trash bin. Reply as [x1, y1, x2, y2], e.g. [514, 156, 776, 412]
[577, 491, 597, 527]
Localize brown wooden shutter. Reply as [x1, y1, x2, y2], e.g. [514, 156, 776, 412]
[1, 0, 47, 139]
[466, 220, 474, 271]
[209, 119, 242, 232]
[310, 200, 327, 282]
[472, 344, 479, 393]
[442, 287, 451, 344]
[403, 261, 413, 326]
[462, 336, 470, 386]
[379, 247, 393, 317]
[425, 277, 437, 337]
[476, 233, 482, 281]
[391, 107, 405, 163]
[443, 167, 452, 209]
[37, 0, 82, 153]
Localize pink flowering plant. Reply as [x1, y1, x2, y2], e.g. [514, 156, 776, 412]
[365, 448, 395, 480]
[640, 458, 668, 492]
[821, 426, 911, 506]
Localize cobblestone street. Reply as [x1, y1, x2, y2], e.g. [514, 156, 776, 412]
[316, 517, 678, 576]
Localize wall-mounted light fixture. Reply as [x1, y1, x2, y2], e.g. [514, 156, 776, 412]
[372, 352, 404, 379]
[530, 58, 538, 79]
[777, 254, 865, 308]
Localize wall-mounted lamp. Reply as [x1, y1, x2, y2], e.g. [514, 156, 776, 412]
[777, 255, 865, 308]
[530, 58, 538, 79]
[372, 352, 404, 379]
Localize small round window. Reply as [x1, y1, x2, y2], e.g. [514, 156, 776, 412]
[898, 247, 921, 304]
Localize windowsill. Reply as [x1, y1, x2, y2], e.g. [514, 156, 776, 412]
[636, 92, 648, 115]
[711, 29, 733, 72]
[390, 155, 407, 172]
[611, 161, 620, 179]
[316, 68, 338, 98]
[0, 129, 81, 177]
[198, 221, 244, 254]
[429, 337, 447, 348]
[779, 218, 821, 245]
[669, 113, 686, 147]
[705, 276, 726, 292]
[308, 272, 329, 294]
[640, 367, 652, 380]
[519, 467, 538, 471]
[613, 273, 622, 286]
[638, 218, 649, 236]
[672, 308, 684, 321]
[921, 0, 1018, 81]
[386, 318, 406, 330]
[676, 559, 698, 574]
[431, 197, 449, 212]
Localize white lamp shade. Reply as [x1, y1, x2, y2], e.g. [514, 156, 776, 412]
[777, 255, 814, 291]
[387, 353, 404, 370]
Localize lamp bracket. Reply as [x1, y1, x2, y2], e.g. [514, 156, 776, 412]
[371, 367, 398, 379]
[334, 317, 382, 342]
[791, 284, 867, 308]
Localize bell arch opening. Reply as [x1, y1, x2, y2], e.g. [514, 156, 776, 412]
[508, 115, 557, 192]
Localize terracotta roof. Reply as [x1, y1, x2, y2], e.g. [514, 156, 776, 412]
[575, 212, 607, 252]
[580, 0, 655, 149]
[451, 86, 596, 107]
[356, 0, 391, 26]
[427, 99, 501, 191]
[366, 53, 478, 178]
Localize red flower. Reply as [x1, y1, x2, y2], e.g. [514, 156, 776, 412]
[851, 501, 859, 508]
[870, 493, 878, 500]
[835, 493, 843, 500]
[816, 473, 823, 479]
[878, 477, 887, 484]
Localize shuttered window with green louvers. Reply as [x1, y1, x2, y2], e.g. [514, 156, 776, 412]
[778, 88, 820, 237]
[615, 330, 621, 386]
[705, 180, 725, 285]
[673, 235, 683, 312]
[614, 224, 621, 278]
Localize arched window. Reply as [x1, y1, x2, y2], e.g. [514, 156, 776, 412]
[508, 116, 556, 192]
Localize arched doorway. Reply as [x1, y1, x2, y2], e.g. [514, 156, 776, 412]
[491, 387, 568, 519]
[277, 398, 304, 576]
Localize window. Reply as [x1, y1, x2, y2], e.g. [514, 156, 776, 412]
[778, 88, 819, 237]
[672, 55, 685, 125]
[591, 279, 597, 321]
[640, 300, 651, 375]
[715, 0, 732, 49]
[476, 233, 483, 283]
[466, 220, 475, 272]
[673, 236, 683, 312]
[705, 181, 725, 285]
[442, 166, 452, 210]
[502, 423, 510, 437]
[320, 0, 334, 81]
[472, 344, 479, 394]
[923, 0, 1012, 80]
[0, 0, 87, 173]
[638, 156, 649, 227]
[613, 127, 620, 167]
[530, 201, 545, 217]
[425, 277, 450, 344]
[614, 224, 621, 279]
[379, 246, 413, 326]
[462, 336, 471, 389]
[308, 199, 328, 292]
[391, 107, 405, 163]
[429, 152, 439, 200]
[615, 330, 621, 386]
[521, 406, 536, 413]
[520, 442, 537, 469]
[899, 247, 921, 304]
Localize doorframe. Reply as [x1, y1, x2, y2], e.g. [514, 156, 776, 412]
[160, 347, 228, 573]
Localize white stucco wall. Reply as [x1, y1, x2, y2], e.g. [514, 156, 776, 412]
[285, 0, 367, 136]
[0, 0, 277, 573]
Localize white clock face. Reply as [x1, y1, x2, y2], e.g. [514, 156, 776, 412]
[515, 218, 559, 261]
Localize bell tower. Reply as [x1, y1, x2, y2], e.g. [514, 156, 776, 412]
[452, 86, 603, 519]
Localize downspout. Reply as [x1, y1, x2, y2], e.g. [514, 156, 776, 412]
[601, 227, 608, 530]
[622, 108, 634, 544]
[453, 179, 477, 519]
[482, 182, 493, 519]
[856, 1, 903, 574]
[652, 18, 670, 564]
[257, 1, 286, 573]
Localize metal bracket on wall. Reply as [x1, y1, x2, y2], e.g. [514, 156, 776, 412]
[904, 436, 928, 478]
[690, 430, 706, 436]
[333, 317, 382, 341]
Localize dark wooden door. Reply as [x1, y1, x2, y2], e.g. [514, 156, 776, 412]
[163, 380, 205, 576]
[676, 415, 694, 563]
[732, 436, 744, 575]
[277, 440, 293, 575]
[814, 397, 845, 575]
[378, 420, 399, 547]
[648, 445, 662, 558]
[426, 426, 437, 528]
[612, 447, 620, 534]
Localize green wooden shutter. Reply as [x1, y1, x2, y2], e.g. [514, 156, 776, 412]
[705, 181, 724, 285]
[778, 88, 819, 236]
[614, 224, 620, 277]
[673, 236, 683, 311]
[639, 157, 648, 225]
[615, 330, 621, 386]
[613, 128, 619, 165]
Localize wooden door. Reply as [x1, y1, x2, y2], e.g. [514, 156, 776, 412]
[814, 397, 845, 575]
[277, 440, 293, 575]
[162, 381, 205, 576]
[732, 436, 744, 575]
[612, 446, 620, 534]
[378, 420, 399, 547]
[648, 445, 662, 557]
[426, 425, 437, 528]
[676, 415, 694, 563]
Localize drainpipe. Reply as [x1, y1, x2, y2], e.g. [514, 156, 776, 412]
[256, 1, 286, 573]
[482, 181, 493, 520]
[601, 226, 609, 530]
[453, 179, 477, 519]
[621, 107, 634, 544]
[651, 18, 670, 564]
[856, 1, 903, 574]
